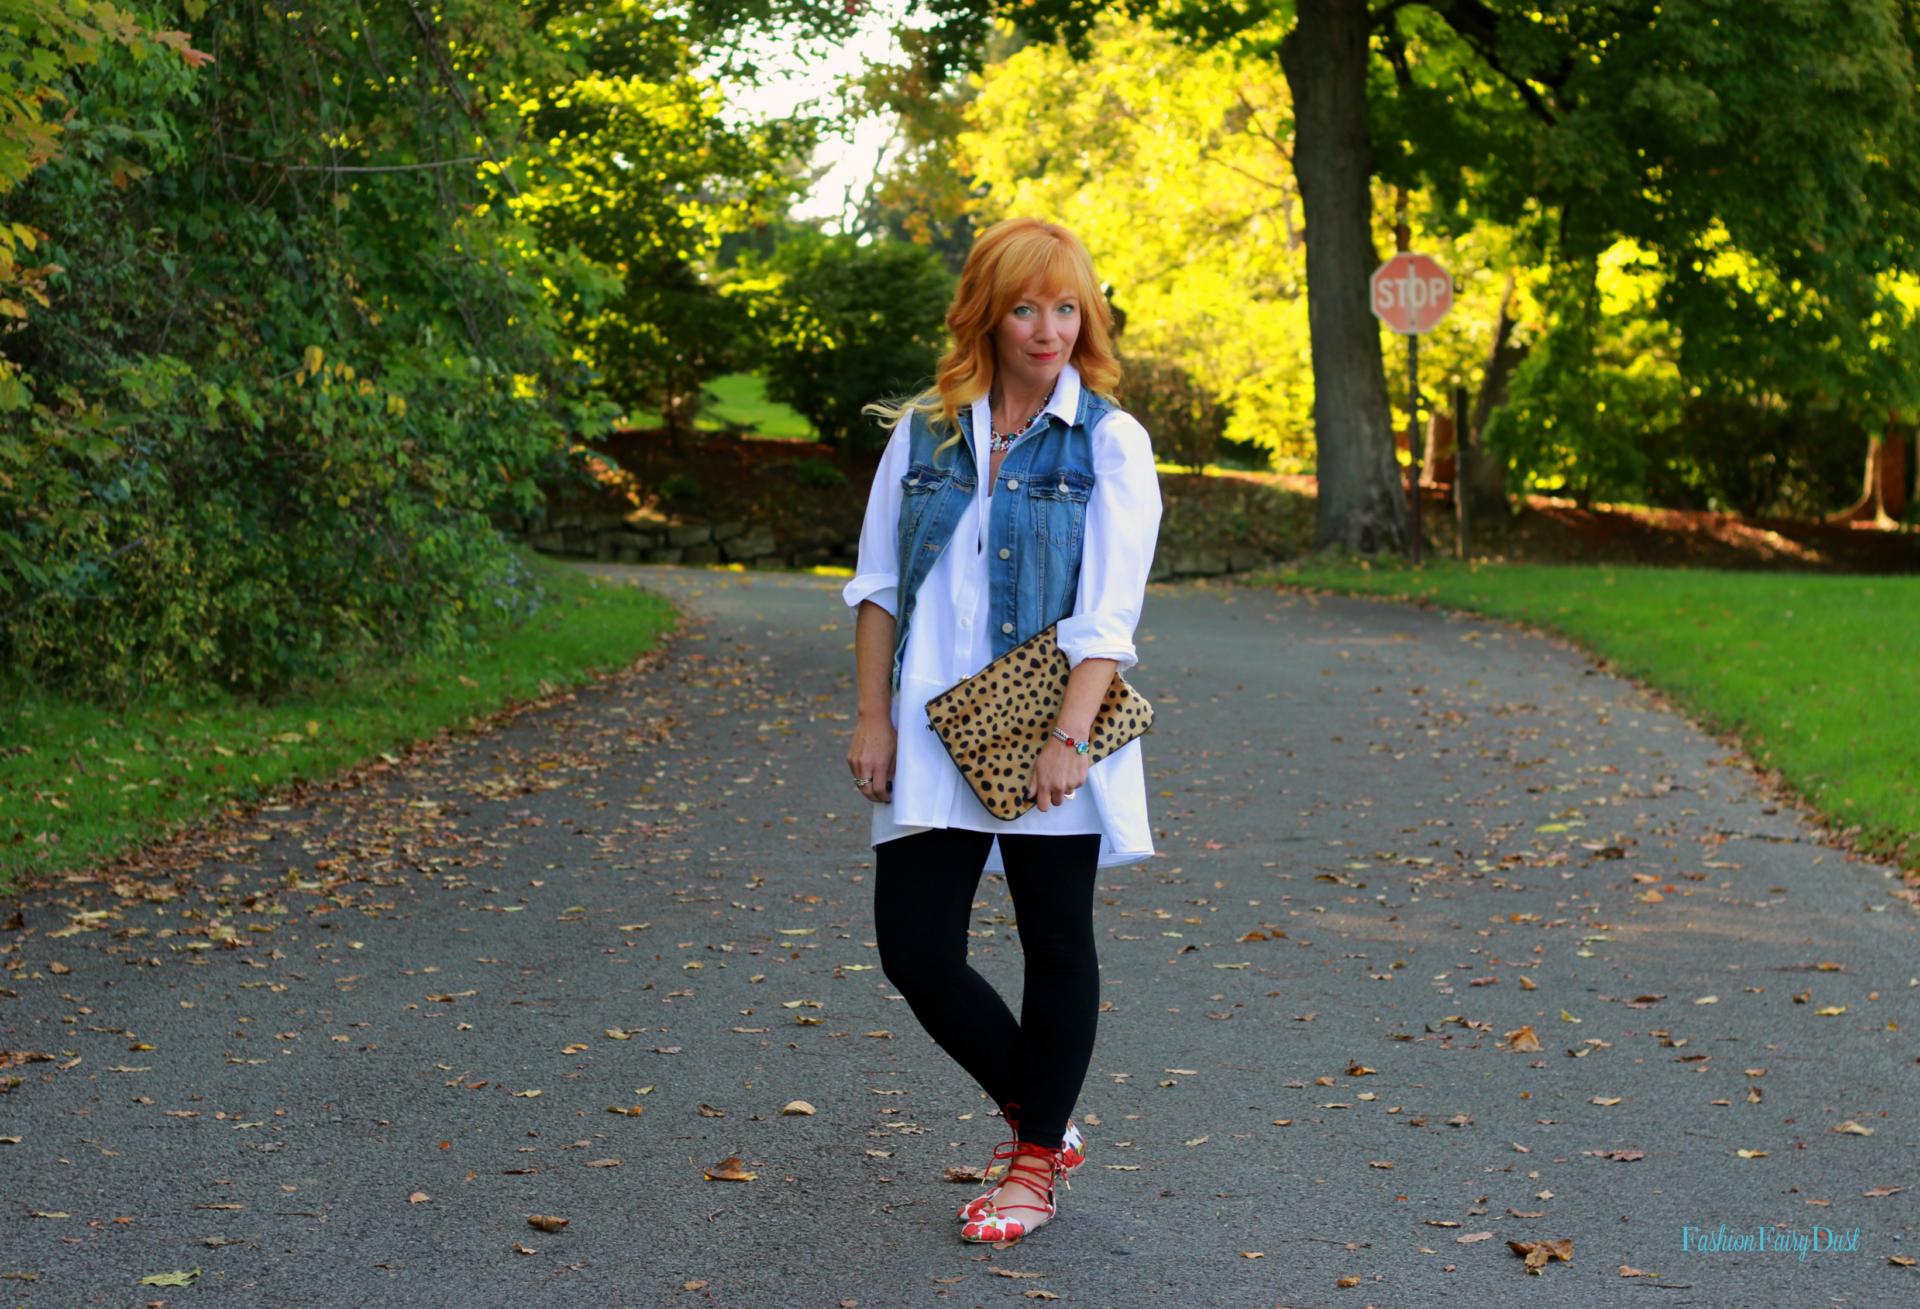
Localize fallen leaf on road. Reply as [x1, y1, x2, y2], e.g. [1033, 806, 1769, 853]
[528, 1214, 569, 1232]
[705, 1156, 756, 1182]
[1509, 1238, 1573, 1274]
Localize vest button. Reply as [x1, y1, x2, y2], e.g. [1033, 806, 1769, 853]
[997, 547, 1011, 559]
[1005, 478, 1019, 490]
[1000, 621, 1014, 634]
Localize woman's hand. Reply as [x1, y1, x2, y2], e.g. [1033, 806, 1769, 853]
[848, 713, 896, 804]
[1029, 737, 1092, 811]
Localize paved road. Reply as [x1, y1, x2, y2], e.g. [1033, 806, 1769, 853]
[2, 563, 1914, 1308]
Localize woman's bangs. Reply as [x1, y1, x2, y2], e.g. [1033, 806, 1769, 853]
[994, 237, 1096, 317]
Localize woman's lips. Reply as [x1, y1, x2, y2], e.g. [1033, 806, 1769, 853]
[1031, 351, 1058, 360]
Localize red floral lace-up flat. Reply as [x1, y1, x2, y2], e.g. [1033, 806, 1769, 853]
[957, 1139, 1073, 1244]
[958, 1102, 1085, 1222]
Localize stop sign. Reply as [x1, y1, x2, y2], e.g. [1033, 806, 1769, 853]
[1371, 253, 1453, 334]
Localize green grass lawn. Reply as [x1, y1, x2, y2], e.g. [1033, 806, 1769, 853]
[0, 550, 680, 894]
[692, 372, 816, 440]
[1259, 557, 1918, 872]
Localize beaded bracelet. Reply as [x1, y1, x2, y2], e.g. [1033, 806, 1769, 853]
[1050, 727, 1092, 756]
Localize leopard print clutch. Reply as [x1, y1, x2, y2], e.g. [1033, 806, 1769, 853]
[923, 622, 1154, 821]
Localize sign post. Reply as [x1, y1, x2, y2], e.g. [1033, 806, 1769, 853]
[1369, 253, 1453, 564]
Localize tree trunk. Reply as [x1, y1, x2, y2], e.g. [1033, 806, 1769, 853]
[1460, 270, 1524, 526]
[1279, 0, 1406, 554]
[1828, 410, 1910, 526]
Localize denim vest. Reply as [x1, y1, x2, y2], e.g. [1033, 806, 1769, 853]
[890, 382, 1115, 692]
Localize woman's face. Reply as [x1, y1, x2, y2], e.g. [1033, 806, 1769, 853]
[990, 280, 1081, 398]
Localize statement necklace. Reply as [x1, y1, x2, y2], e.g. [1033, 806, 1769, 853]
[987, 387, 1055, 453]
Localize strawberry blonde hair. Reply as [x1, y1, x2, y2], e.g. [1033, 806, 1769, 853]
[862, 217, 1122, 460]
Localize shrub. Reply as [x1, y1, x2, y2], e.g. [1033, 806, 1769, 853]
[790, 456, 848, 489]
[659, 472, 702, 504]
[725, 226, 955, 449]
[1116, 353, 1231, 472]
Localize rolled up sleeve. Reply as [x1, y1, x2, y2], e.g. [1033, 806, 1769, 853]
[1055, 410, 1162, 672]
[841, 413, 911, 618]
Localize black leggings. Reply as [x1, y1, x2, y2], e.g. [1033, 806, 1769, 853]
[873, 826, 1102, 1151]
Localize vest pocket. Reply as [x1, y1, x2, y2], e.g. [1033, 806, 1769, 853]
[1026, 466, 1094, 548]
[898, 462, 954, 541]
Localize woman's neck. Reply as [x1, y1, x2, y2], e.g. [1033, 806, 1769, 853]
[991, 376, 1055, 428]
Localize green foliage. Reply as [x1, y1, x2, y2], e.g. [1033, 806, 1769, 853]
[1117, 352, 1231, 473]
[0, 0, 617, 705]
[0, 0, 203, 406]
[991, 0, 1920, 509]
[1491, 256, 1682, 507]
[789, 455, 848, 489]
[726, 225, 955, 448]
[1644, 396, 1864, 518]
[659, 472, 703, 504]
[952, 10, 1528, 475]
[1372, 0, 1920, 429]
[956, 10, 1313, 465]
[506, 5, 818, 433]
[0, 0, 855, 706]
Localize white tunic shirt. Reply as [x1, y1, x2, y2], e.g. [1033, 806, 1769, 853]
[841, 362, 1162, 872]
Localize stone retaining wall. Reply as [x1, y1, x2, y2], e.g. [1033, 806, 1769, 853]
[515, 508, 1276, 581]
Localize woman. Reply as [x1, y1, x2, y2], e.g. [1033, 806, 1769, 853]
[842, 217, 1162, 1243]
